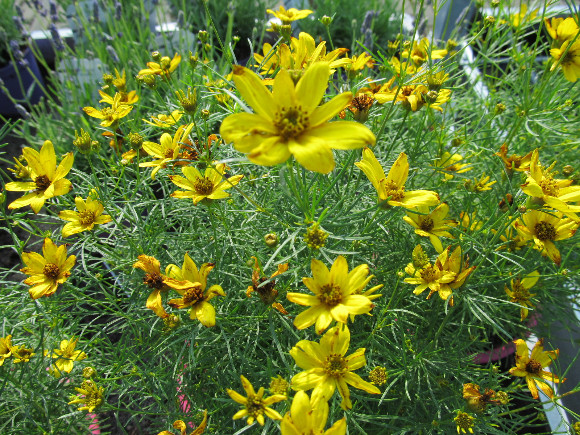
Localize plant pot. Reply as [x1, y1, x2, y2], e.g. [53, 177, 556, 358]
[0, 47, 46, 116]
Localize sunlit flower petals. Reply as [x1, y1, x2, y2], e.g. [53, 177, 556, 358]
[329, 304, 349, 324]
[310, 258, 330, 283]
[307, 121, 377, 150]
[296, 62, 332, 113]
[286, 292, 319, 306]
[247, 137, 292, 166]
[3, 181, 35, 191]
[348, 264, 370, 291]
[192, 301, 216, 327]
[314, 310, 334, 334]
[290, 341, 325, 369]
[146, 288, 168, 318]
[21, 251, 44, 271]
[310, 92, 353, 126]
[344, 371, 380, 394]
[288, 137, 335, 173]
[55, 152, 75, 181]
[232, 65, 275, 120]
[220, 113, 277, 144]
[341, 295, 374, 314]
[311, 376, 337, 403]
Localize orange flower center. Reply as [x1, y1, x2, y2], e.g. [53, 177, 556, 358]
[318, 283, 342, 306]
[35, 175, 51, 192]
[79, 210, 96, 226]
[418, 216, 434, 232]
[539, 177, 559, 197]
[193, 177, 214, 195]
[43, 263, 60, 279]
[525, 359, 542, 375]
[420, 264, 441, 283]
[143, 273, 164, 289]
[182, 284, 204, 305]
[164, 149, 174, 158]
[274, 105, 309, 140]
[384, 180, 406, 201]
[245, 394, 265, 418]
[324, 353, 348, 377]
[534, 221, 556, 241]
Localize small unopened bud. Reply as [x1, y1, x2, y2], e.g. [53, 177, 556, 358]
[201, 109, 210, 119]
[264, 233, 278, 248]
[198, 30, 209, 44]
[425, 90, 439, 104]
[496, 391, 509, 404]
[138, 74, 157, 89]
[494, 103, 506, 115]
[562, 165, 574, 176]
[83, 367, 97, 378]
[517, 205, 527, 214]
[484, 16, 496, 26]
[73, 128, 100, 154]
[446, 39, 458, 52]
[151, 51, 161, 61]
[320, 15, 332, 26]
[102, 73, 114, 84]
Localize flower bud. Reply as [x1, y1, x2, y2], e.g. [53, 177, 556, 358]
[264, 233, 278, 248]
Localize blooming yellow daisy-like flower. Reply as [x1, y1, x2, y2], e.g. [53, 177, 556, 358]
[83, 92, 133, 127]
[355, 148, 440, 208]
[45, 337, 87, 378]
[280, 390, 347, 435]
[158, 411, 208, 435]
[514, 210, 578, 266]
[454, 411, 475, 434]
[267, 6, 313, 24]
[550, 39, 580, 82]
[459, 211, 483, 233]
[403, 203, 457, 253]
[404, 246, 456, 303]
[465, 173, 497, 192]
[169, 162, 243, 205]
[133, 255, 173, 318]
[509, 339, 564, 399]
[545, 17, 580, 48]
[290, 324, 380, 410]
[20, 238, 76, 299]
[495, 143, 533, 174]
[139, 53, 181, 79]
[227, 375, 286, 426]
[164, 253, 226, 327]
[11, 345, 35, 363]
[433, 151, 472, 180]
[0, 335, 13, 366]
[505, 271, 539, 321]
[286, 256, 381, 334]
[69, 379, 104, 412]
[140, 124, 195, 179]
[5, 140, 74, 214]
[493, 219, 527, 252]
[58, 190, 112, 238]
[143, 110, 183, 128]
[401, 38, 448, 68]
[220, 62, 376, 174]
[521, 149, 580, 221]
[99, 88, 139, 106]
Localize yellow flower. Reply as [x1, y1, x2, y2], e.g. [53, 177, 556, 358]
[494, 143, 533, 174]
[521, 149, 580, 221]
[133, 255, 173, 318]
[401, 38, 448, 68]
[227, 375, 286, 426]
[509, 339, 564, 399]
[83, 92, 133, 127]
[514, 210, 578, 266]
[454, 411, 475, 434]
[0, 335, 13, 366]
[286, 256, 381, 334]
[341, 52, 375, 79]
[506, 4, 538, 28]
[368, 366, 388, 386]
[404, 247, 456, 303]
[403, 203, 457, 252]
[246, 256, 289, 314]
[289, 324, 380, 410]
[58, 190, 112, 238]
[139, 53, 181, 78]
[7, 155, 31, 179]
[68, 379, 104, 412]
[20, 238, 76, 299]
[459, 211, 483, 233]
[164, 253, 225, 327]
[505, 271, 539, 321]
[433, 151, 472, 180]
[465, 173, 497, 192]
[143, 110, 183, 128]
[5, 140, 74, 213]
[550, 39, 580, 82]
[355, 148, 440, 208]
[267, 6, 313, 24]
[280, 390, 347, 435]
[463, 383, 501, 413]
[493, 219, 527, 252]
[140, 124, 195, 179]
[158, 411, 208, 435]
[545, 17, 580, 48]
[441, 245, 476, 297]
[45, 337, 87, 377]
[11, 345, 35, 363]
[220, 62, 376, 174]
[99, 88, 139, 106]
[169, 162, 243, 205]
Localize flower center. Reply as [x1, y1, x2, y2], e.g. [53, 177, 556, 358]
[274, 105, 309, 140]
[35, 175, 51, 192]
[164, 149, 174, 158]
[534, 221, 556, 241]
[245, 394, 265, 418]
[539, 177, 559, 197]
[193, 177, 214, 195]
[143, 273, 164, 289]
[419, 216, 434, 232]
[525, 359, 543, 375]
[255, 277, 278, 304]
[324, 354, 348, 378]
[510, 280, 531, 302]
[182, 284, 204, 305]
[383, 180, 406, 201]
[79, 210, 96, 226]
[101, 107, 114, 120]
[318, 283, 342, 306]
[43, 263, 60, 279]
[419, 264, 441, 283]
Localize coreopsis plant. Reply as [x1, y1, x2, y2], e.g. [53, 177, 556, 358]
[227, 375, 286, 426]
[58, 189, 112, 237]
[45, 337, 87, 378]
